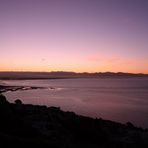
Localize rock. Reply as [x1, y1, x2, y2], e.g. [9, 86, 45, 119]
[0, 94, 9, 105]
[15, 99, 22, 105]
[0, 95, 148, 147]
[126, 122, 136, 129]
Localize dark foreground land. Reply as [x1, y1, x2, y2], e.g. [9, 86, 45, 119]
[0, 95, 148, 148]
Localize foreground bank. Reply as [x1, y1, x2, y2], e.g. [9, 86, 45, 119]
[0, 94, 148, 148]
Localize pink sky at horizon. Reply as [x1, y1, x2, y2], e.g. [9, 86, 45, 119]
[0, 0, 148, 74]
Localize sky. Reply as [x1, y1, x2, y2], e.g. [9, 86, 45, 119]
[0, 0, 148, 73]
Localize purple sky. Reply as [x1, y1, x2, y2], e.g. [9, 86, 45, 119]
[0, 0, 148, 73]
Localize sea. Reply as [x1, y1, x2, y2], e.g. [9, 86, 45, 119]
[1, 78, 148, 128]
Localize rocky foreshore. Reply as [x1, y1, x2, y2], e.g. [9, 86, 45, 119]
[0, 94, 148, 148]
[0, 85, 46, 93]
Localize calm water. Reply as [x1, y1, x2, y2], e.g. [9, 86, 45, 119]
[1, 78, 148, 128]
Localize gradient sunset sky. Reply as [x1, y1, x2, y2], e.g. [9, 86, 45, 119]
[0, 0, 148, 73]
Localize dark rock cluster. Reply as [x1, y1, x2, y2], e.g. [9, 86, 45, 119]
[0, 85, 46, 93]
[0, 94, 148, 148]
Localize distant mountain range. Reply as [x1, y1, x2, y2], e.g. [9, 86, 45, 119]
[0, 71, 148, 80]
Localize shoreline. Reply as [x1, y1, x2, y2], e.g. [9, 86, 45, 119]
[1, 82, 148, 129]
[0, 95, 148, 148]
[0, 94, 148, 147]
[0, 85, 47, 93]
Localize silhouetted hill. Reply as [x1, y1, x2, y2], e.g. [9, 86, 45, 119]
[0, 71, 148, 80]
[0, 94, 148, 147]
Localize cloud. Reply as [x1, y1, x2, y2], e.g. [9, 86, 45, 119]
[87, 54, 141, 67]
[87, 54, 120, 63]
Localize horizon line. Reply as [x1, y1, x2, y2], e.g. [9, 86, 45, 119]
[0, 70, 147, 75]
